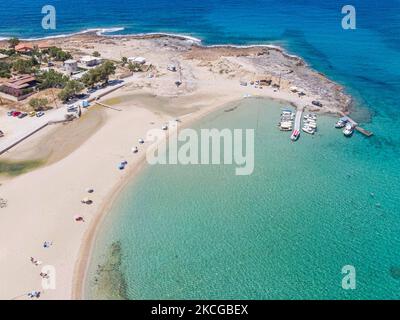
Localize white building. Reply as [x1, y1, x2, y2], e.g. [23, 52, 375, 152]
[128, 56, 146, 65]
[64, 59, 78, 75]
[80, 56, 102, 67]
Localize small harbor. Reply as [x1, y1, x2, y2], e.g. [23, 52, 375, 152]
[278, 107, 373, 142]
[336, 113, 374, 138]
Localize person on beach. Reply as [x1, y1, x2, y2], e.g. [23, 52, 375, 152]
[43, 241, 53, 248]
[27, 291, 41, 299]
[74, 215, 85, 222]
[30, 257, 42, 266]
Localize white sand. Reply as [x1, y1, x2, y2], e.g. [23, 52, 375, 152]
[0, 34, 342, 300]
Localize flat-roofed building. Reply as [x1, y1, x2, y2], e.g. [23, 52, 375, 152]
[64, 59, 78, 75]
[80, 55, 102, 67]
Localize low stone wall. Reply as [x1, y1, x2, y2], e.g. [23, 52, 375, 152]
[0, 91, 34, 102]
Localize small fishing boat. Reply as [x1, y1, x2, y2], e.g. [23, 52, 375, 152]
[302, 125, 315, 134]
[280, 121, 293, 131]
[304, 113, 317, 121]
[335, 117, 348, 128]
[343, 123, 354, 137]
[291, 129, 300, 141]
[335, 120, 346, 128]
[305, 121, 317, 129]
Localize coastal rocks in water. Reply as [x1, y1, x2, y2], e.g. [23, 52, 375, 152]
[389, 267, 400, 280]
[91, 241, 128, 300]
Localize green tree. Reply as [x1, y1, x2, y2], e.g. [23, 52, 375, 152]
[58, 80, 84, 102]
[31, 46, 43, 64]
[92, 51, 101, 57]
[128, 62, 143, 72]
[121, 57, 128, 66]
[81, 61, 116, 87]
[0, 48, 15, 57]
[37, 69, 69, 90]
[29, 98, 49, 111]
[98, 61, 116, 83]
[8, 37, 20, 49]
[0, 62, 11, 78]
[81, 70, 100, 88]
[12, 59, 34, 74]
[44, 46, 72, 61]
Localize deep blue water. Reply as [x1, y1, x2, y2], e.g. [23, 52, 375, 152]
[2, 1, 400, 299]
[1, 0, 399, 122]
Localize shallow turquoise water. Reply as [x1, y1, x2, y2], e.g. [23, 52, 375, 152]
[2, 0, 399, 299]
[88, 98, 400, 299]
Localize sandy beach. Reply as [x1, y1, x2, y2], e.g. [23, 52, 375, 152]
[0, 33, 351, 299]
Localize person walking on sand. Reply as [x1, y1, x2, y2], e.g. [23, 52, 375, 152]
[30, 257, 42, 266]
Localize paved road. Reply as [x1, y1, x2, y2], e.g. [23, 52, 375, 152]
[0, 79, 129, 155]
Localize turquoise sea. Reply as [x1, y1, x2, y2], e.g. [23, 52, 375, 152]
[1, 1, 399, 299]
[88, 98, 400, 299]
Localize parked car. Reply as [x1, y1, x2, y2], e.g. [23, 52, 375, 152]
[87, 87, 97, 94]
[7, 110, 15, 116]
[67, 105, 78, 113]
[312, 100, 323, 107]
[36, 111, 45, 117]
[18, 112, 27, 119]
[29, 111, 36, 117]
[0, 130, 4, 138]
[12, 111, 21, 117]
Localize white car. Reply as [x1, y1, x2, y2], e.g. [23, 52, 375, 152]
[36, 111, 45, 117]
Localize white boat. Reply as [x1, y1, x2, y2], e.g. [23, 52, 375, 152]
[335, 117, 348, 128]
[343, 123, 354, 137]
[305, 121, 317, 129]
[305, 118, 317, 123]
[281, 114, 294, 121]
[291, 129, 300, 141]
[335, 120, 346, 128]
[280, 121, 293, 131]
[304, 113, 317, 121]
[302, 126, 315, 134]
